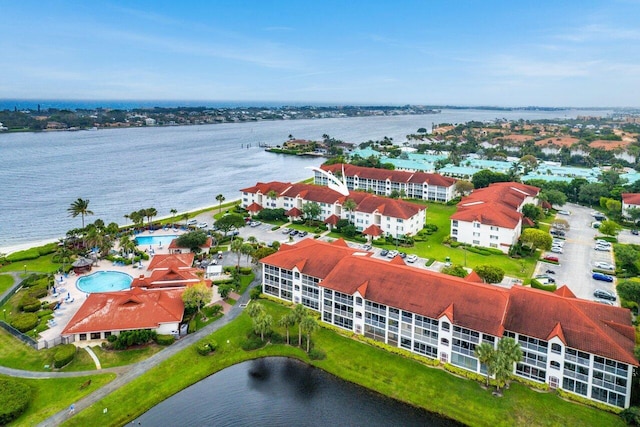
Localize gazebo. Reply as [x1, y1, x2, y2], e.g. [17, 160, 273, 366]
[323, 214, 341, 231]
[285, 207, 303, 220]
[71, 257, 93, 275]
[246, 202, 263, 217]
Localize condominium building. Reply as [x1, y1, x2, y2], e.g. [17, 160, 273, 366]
[316, 164, 457, 202]
[621, 193, 640, 219]
[450, 182, 540, 253]
[240, 181, 426, 238]
[260, 239, 636, 408]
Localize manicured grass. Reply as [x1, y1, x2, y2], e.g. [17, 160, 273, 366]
[87, 345, 164, 369]
[0, 254, 61, 274]
[5, 373, 115, 426]
[0, 274, 14, 293]
[62, 300, 624, 427]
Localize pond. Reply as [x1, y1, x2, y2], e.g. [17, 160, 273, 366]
[134, 357, 460, 426]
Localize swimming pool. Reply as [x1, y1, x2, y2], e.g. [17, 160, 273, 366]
[135, 235, 178, 247]
[77, 271, 133, 293]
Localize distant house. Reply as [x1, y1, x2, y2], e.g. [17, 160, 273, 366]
[535, 137, 580, 155]
[317, 163, 457, 202]
[451, 182, 540, 253]
[622, 193, 640, 219]
[282, 139, 315, 150]
[61, 288, 184, 343]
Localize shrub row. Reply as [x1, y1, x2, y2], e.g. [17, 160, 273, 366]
[53, 344, 77, 368]
[557, 388, 622, 413]
[443, 363, 486, 383]
[0, 378, 32, 425]
[465, 246, 504, 256]
[241, 333, 267, 351]
[6, 243, 56, 262]
[155, 334, 175, 346]
[10, 313, 38, 332]
[20, 273, 51, 288]
[222, 266, 253, 275]
[196, 339, 219, 355]
[529, 279, 557, 292]
[107, 329, 157, 350]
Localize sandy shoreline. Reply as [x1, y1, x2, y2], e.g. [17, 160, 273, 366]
[0, 200, 241, 256]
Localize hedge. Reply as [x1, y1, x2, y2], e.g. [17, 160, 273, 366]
[0, 378, 32, 425]
[155, 334, 175, 346]
[529, 279, 557, 292]
[54, 344, 77, 368]
[196, 339, 218, 355]
[29, 287, 48, 299]
[21, 297, 42, 313]
[10, 313, 38, 332]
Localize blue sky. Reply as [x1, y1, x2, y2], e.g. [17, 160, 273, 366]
[1, 1, 639, 107]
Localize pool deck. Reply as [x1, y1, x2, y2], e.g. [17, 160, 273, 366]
[37, 229, 221, 346]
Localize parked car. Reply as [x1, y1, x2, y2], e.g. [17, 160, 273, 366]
[545, 269, 556, 274]
[543, 255, 559, 263]
[289, 229, 299, 236]
[379, 249, 389, 257]
[596, 299, 614, 306]
[281, 227, 290, 234]
[299, 231, 309, 237]
[593, 288, 616, 300]
[406, 254, 418, 263]
[187, 219, 198, 225]
[594, 261, 615, 270]
[536, 277, 555, 285]
[594, 245, 610, 252]
[552, 240, 564, 246]
[595, 240, 611, 247]
[550, 230, 565, 237]
[557, 210, 571, 215]
[632, 229, 639, 235]
[362, 244, 372, 251]
[592, 222, 601, 229]
[197, 222, 208, 229]
[249, 221, 261, 227]
[399, 252, 407, 259]
[550, 247, 563, 254]
[593, 214, 607, 221]
[592, 273, 614, 283]
[387, 250, 399, 258]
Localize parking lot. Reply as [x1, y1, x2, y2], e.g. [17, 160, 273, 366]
[536, 203, 618, 303]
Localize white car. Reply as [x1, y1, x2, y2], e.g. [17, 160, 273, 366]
[595, 245, 610, 252]
[552, 241, 564, 247]
[557, 210, 571, 215]
[406, 254, 418, 263]
[595, 240, 611, 247]
[197, 222, 208, 229]
[187, 219, 198, 225]
[387, 250, 399, 259]
[550, 247, 563, 254]
[594, 261, 615, 270]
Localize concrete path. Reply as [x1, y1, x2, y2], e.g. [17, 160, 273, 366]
[84, 347, 101, 370]
[34, 278, 259, 427]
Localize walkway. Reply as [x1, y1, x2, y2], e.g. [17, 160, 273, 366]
[34, 277, 259, 427]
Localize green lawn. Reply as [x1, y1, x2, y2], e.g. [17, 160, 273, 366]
[5, 373, 115, 426]
[0, 254, 61, 274]
[62, 300, 623, 427]
[0, 274, 14, 293]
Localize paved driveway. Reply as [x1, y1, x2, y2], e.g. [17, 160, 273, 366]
[536, 203, 618, 303]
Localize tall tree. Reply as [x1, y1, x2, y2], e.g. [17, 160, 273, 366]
[599, 220, 621, 237]
[495, 337, 522, 393]
[231, 238, 244, 267]
[67, 198, 93, 228]
[300, 316, 319, 352]
[216, 194, 225, 214]
[246, 301, 265, 319]
[170, 208, 178, 225]
[182, 283, 212, 317]
[520, 228, 552, 251]
[292, 304, 307, 347]
[302, 202, 321, 226]
[474, 342, 497, 388]
[253, 314, 273, 342]
[342, 198, 357, 221]
[278, 313, 296, 345]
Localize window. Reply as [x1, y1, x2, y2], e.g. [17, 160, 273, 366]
[550, 361, 560, 370]
[355, 297, 362, 306]
[490, 235, 498, 240]
[90, 332, 101, 340]
[441, 338, 449, 346]
[441, 322, 450, 332]
[551, 343, 562, 354]
[452, 220, 458, 227]
[473, 232, 480, 237]
[473, 222, 480, 228]
[490, 226, 499, 231]
[79, 333, 87, 341]
[104, 331, 112, 338]
[473, 240, 480, 245]
[356, 312, 362, 319]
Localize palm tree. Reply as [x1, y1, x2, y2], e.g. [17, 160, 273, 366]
[300, 315, 318, 352]
[278, 313, 296, 345]
[342, 198, 357, 222]
[216, 194, 225, 214]
[119, 235, 137, 259]
[182, 213, 190, 228]
[474, 342, 497, 388]
[253, 314, 273, 341]
[292, 304, 307, 347]
[495, 337, 523, 393]
[246, 301, 265, 319]
[231, 238, 244, 268]
[146, 207, 158, 230]
[170, 208, 178, 226]
[67, 198, 93, 228]
[53, 240, 73, 273]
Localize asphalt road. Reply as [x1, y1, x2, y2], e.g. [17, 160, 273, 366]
[535, 203, 618, 303]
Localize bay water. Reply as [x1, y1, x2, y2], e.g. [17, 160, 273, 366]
[0, 108, 610, 252]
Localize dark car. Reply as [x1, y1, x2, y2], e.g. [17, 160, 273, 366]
[289, 229, 299, 236]
[399, 252, 407, 259]
[593, 288, 616, 300]
[593, 214, 607, 221]
[300, 231, 309, 237]
[379, 249, 389, 257]
[632, 229, 639, 236]
[592, 272, 614, 283]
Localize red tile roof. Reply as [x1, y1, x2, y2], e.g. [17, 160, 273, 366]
[246, 202, 263, 212]
[286, 207, 302, 217]
[323, 214, 340, 225]
[242, 181, 426, 220]
[451, 182, 539, 229]
[262, 240, 637, 365]
[362, 224, 383, 236]
[147, 253, 194, 271]
[622, 193, 640, 206]
[321, 164, 457, 187]
[535, 137, 580, 148]
[61, 288, 184, 335]
[589, 139, 631, 151]
[133, 253, 207, 289]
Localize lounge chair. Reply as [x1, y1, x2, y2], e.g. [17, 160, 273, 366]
[66, 297, 74, 303]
